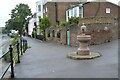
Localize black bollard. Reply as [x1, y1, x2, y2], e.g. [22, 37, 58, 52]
[20, 38, 23, 55]
[17, 41, 20, 63]
[9, 45, 14, 78]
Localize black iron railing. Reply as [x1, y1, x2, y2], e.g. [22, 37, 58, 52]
[0, 38, 28, 80]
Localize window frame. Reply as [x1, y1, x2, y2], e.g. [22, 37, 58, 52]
[106, 8, 110, 14]
[38, 5, 41, 12]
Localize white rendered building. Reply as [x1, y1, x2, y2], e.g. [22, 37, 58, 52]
[28, 18, 36, 36]
[36, 0, 50, 35]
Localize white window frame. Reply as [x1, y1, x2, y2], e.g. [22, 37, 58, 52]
[106, 8, 110, 14]
[38, 5, 41, 12]
[46, 7, 47, 12]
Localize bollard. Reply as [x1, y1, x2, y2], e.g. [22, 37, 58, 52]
[23, 39, 25, 53]
[20, 38, 23, 55]
[17, 41, 20, 63]
[9, 45, 14, 78]
[26, 40, 28, 51]
[25, 40, 27, 51]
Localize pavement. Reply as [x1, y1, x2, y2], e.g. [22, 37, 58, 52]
[14, 37, 118, 78]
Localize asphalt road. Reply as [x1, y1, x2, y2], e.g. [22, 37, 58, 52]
[14, 37, 118, 78]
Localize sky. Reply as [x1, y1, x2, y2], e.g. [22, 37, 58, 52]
[0, 0, 119, 27]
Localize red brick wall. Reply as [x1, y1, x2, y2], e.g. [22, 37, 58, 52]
[83, 2, 119, 18]
[59, 18, 118, 46]
[44, 2, 79, 27]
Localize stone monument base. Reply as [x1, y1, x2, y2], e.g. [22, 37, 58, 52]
[67, 52, 101, 60]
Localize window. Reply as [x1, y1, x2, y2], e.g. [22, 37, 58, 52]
[67, 11, 69, 17]
[46, 7, 47, 12]
[71, 9, 73, 17]
[79, 6, 83, 18]
[38, 5, 41, 11]
[74, 7, 77, 16]
[106, 8, 110, 13]
[69, 9, 71, 18]
[43, 9, 45, 13]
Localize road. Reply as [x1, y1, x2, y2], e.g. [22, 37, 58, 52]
[14, 37, 118, 78]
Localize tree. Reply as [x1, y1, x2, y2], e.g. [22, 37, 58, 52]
[39, 17, 50, 41]
[6, 3, 32, 36]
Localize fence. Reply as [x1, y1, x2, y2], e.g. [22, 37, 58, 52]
[0, 38, 28, 80]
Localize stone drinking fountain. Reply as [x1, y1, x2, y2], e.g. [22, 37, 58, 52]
[68, 23, 101, 60]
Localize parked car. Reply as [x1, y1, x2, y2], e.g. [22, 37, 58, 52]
[8, 33, 15, 38]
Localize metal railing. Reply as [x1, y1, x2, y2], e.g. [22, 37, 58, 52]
[0, 38, 28, 80]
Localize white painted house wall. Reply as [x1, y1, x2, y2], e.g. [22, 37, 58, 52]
[28, 18, 36, 36]
[36, 0, 51, 26]
[36, 0, 53, 35]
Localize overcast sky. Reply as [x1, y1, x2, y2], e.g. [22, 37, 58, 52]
[0, 0, 119, 27]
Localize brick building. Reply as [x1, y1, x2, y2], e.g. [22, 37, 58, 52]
[43, 2, 79, 27]
[36, 0, 85, 36]
[60, 2, 120, 46]
[43, 2, 81, 41]
[83, 2, 119, 18]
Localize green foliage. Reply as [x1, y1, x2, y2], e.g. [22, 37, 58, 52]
[68, 17, 80, 26]
[57, 31, 60, 38]
[4, 36, 20, 62]
[5, 3, 32, 35]
[47, 30, 50, 37]
[60, 20, 68, 27]
[2, 27, 7, 34]
[39, 17, 50, 40]
[27, 46, 31, 48]
[4, 47, 19, 64]
[11, 36, 20, 45]
[4, 52, 10, 62]
[39, 17, 50, 30]
[32, 30, 37, 35]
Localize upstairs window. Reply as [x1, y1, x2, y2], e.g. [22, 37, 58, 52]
[38, 5, 41, 11]
[74, 7, 77, 16]
[106, 8, 110, 13]
[46, 7, 48, 12]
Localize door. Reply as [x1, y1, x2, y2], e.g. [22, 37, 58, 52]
[67, 30, 70, 46]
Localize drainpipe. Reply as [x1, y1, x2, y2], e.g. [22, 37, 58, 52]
[95, 2, 101, 17]
[55, 2, 59, 25]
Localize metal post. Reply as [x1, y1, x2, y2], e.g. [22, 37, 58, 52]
[24, 40, 26, 51]
[20, 38, 23, 55]
[9, 45, 14, 78]
[23, 39, 25, 53]
[26, 40, 28, 51]
[17, 41, 20, 63]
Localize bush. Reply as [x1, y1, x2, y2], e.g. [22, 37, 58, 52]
[60, 20, 68, 27]
[57, 31, 60, 38]
[48, 31, 50, 37]
[68, 17, 80, 26]
[11, 35, 20, 45]
[4, 36, 20, 62]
